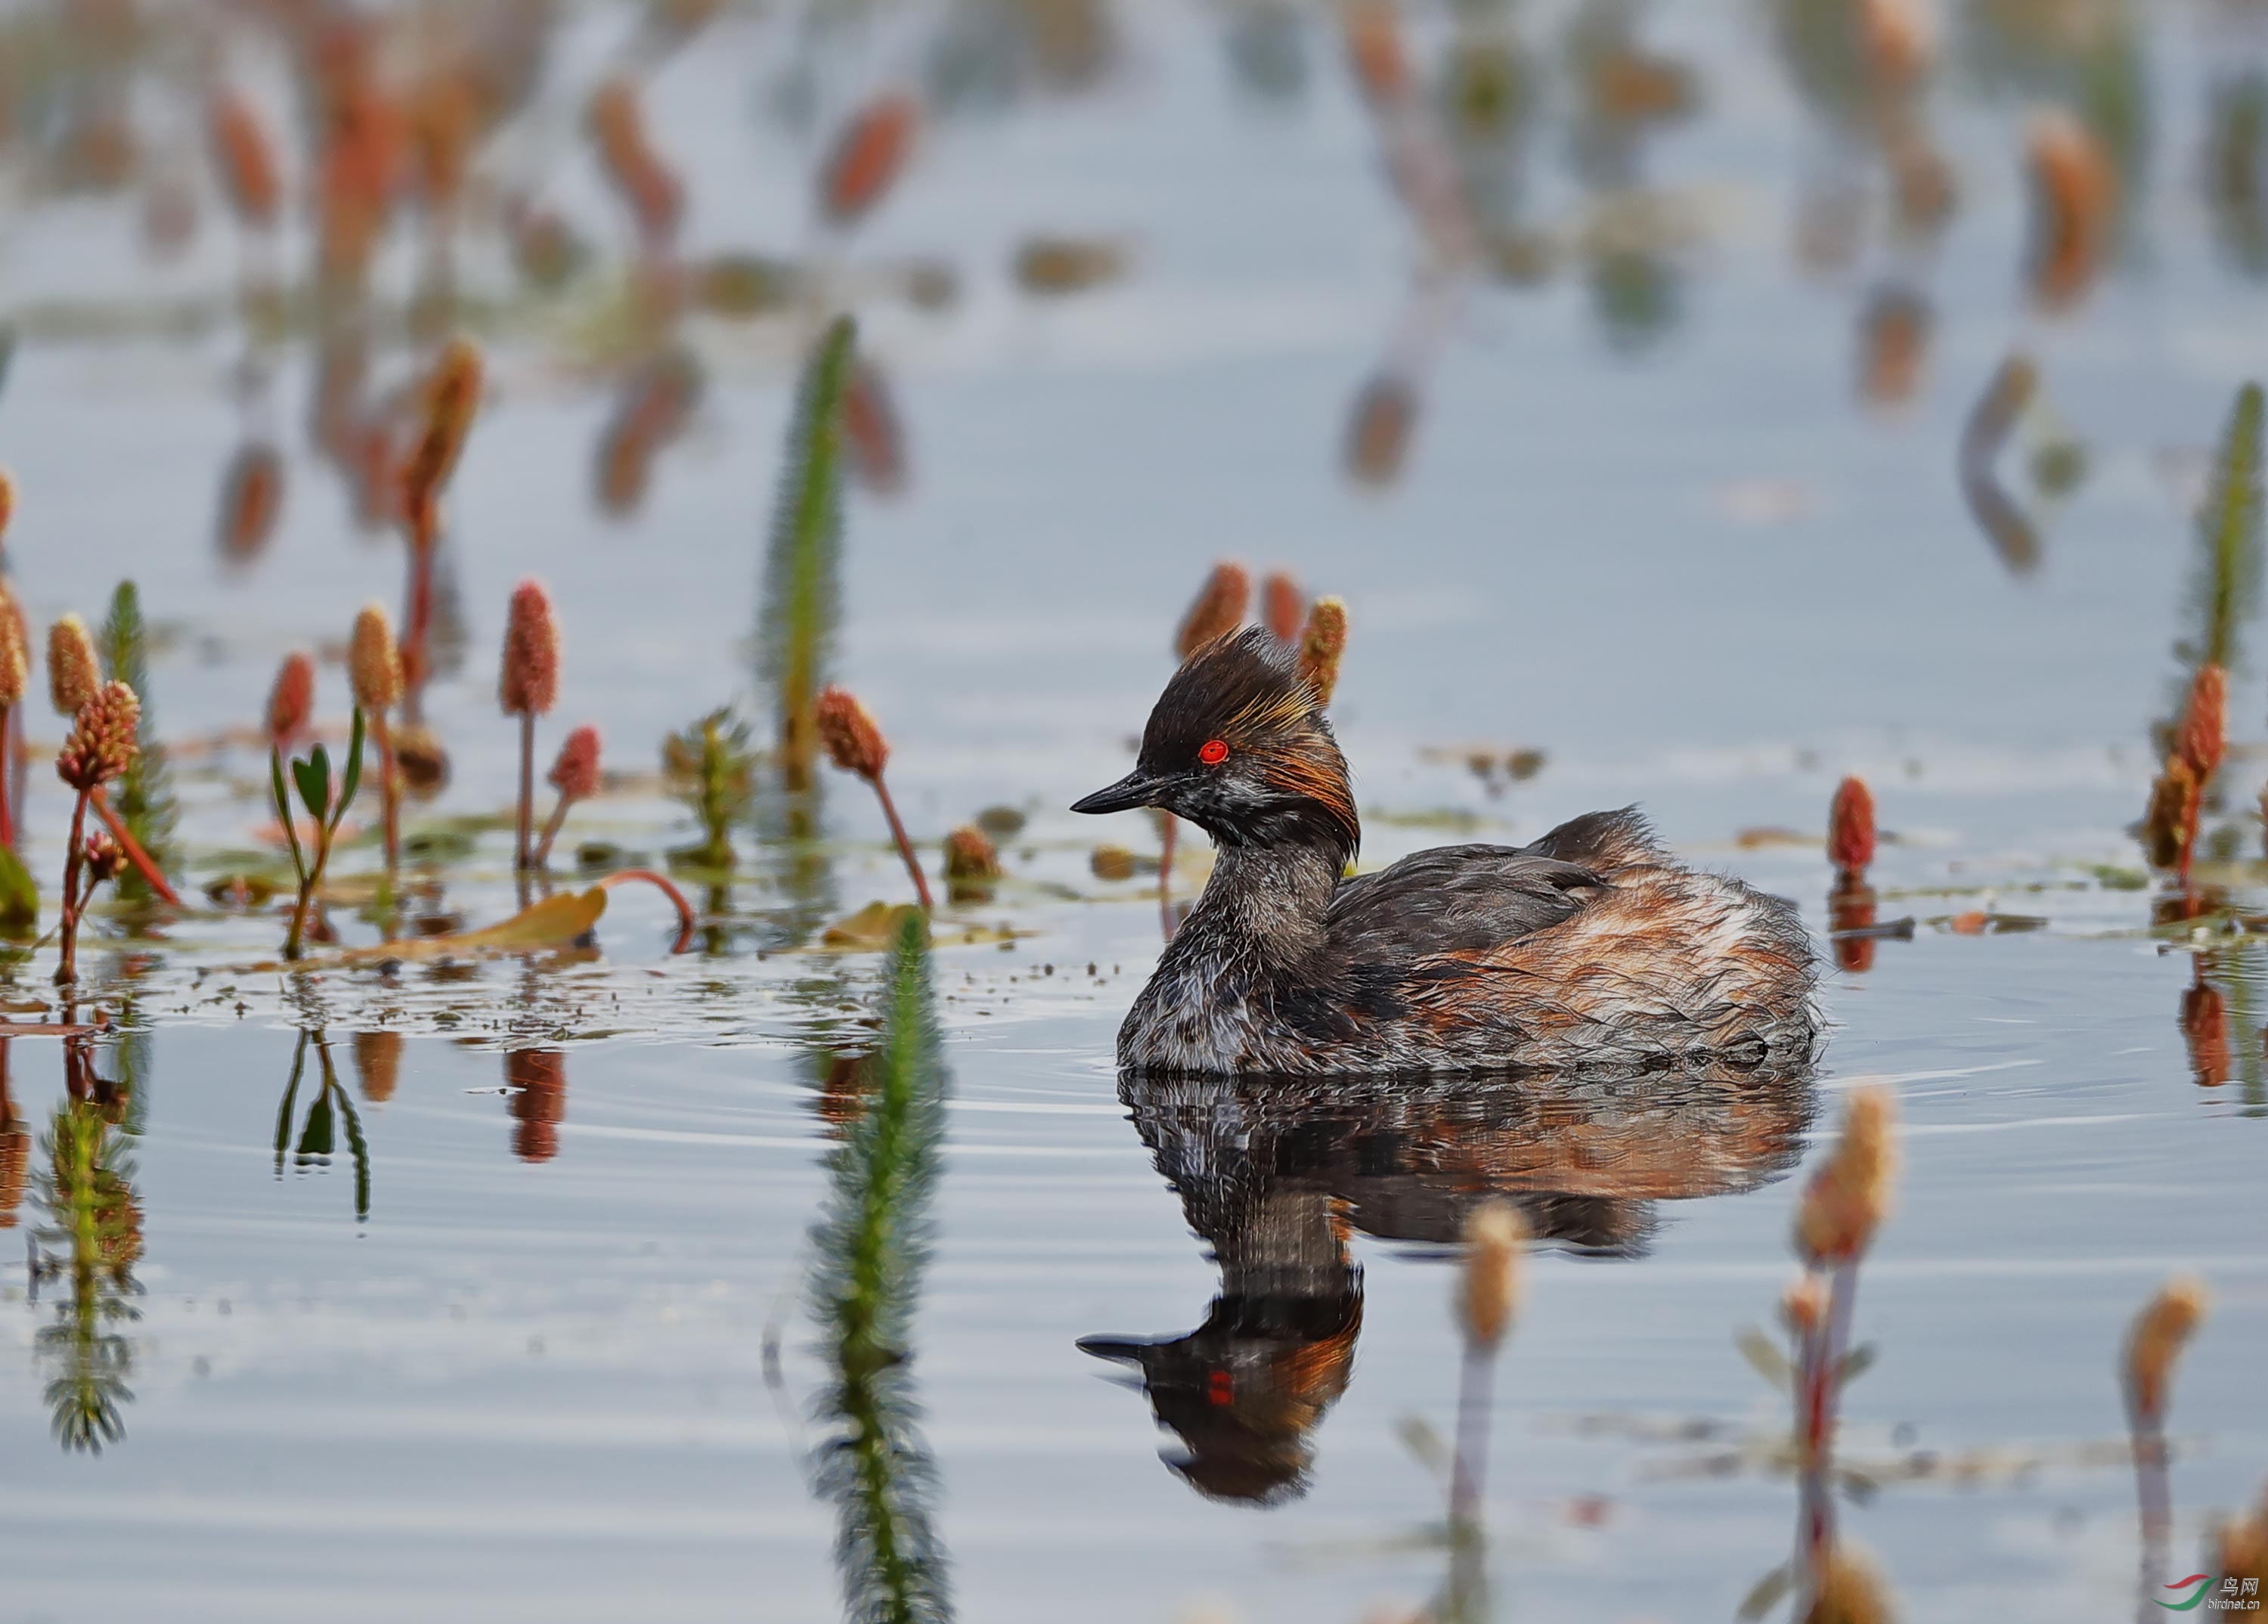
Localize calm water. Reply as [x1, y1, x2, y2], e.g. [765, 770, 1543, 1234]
[2, 3, 2266, 1620]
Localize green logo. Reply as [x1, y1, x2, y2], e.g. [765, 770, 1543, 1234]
[2158, 1576, 2214, 1612]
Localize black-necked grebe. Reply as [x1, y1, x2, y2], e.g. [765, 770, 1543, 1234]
[1072, 628, 1819, 1074]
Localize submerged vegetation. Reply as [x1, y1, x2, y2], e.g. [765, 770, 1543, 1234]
[35, 1079, 142, 1455]
[804, 911, 952, 1624]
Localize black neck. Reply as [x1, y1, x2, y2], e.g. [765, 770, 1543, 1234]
[1178, 838, 1343, 969]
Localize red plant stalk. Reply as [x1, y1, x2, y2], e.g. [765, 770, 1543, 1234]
[402, 536, 436, 713]
[54, 789, 91, 984]
[373, 711, 399, 869]
[87, 790, 180, 906]
[869, 771, 934, 913]
[516, 710, 536, 870]
[533, 790, 575, 869]
[597, 867, 698, 954]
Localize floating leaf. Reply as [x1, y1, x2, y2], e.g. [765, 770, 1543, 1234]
[349, 888, 609, 960]
[238, 888, 611, 972]
[822, 900, 925, 950]
[816, 900, 1023, 952]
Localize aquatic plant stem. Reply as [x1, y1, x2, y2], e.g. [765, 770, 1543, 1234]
[402, 521, 436, 717]
[86, 791, 178, 907]
[284, 827, 335, 962]
[515, 710, 535, 870]
[596, 867, 698, 953]
[532, 791, 574, 869]
[373, 711, 398, 870]
[0, 702, 12, 849]
[868, 772, 933, 912]
[54, 789, 91, 984]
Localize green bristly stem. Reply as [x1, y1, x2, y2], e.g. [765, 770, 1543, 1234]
[763, 318, 855, 791]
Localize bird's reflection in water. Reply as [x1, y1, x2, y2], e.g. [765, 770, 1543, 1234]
[1080, 1055, 1817, 1505]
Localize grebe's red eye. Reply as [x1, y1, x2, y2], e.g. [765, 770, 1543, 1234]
[1198, 738, 1229, 766]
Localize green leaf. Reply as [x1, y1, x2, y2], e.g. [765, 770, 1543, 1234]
[333, 709, 366, 834]
[1735, 1325, 1793, 1391]
[270, 748, 306, 882]
[1833, 1342, 1879, 1389]
[0, 841, 38, 933]
[293, 745, 331, 824]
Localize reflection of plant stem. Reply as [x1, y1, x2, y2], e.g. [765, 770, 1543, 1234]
[2131, 1404, 2171, 1623]
[1448, 1343, 1494, 1531]
[274, 1030, 369, 1219]
[38, 1078, 141, 1454]
[274, 1030, 308, 1176]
